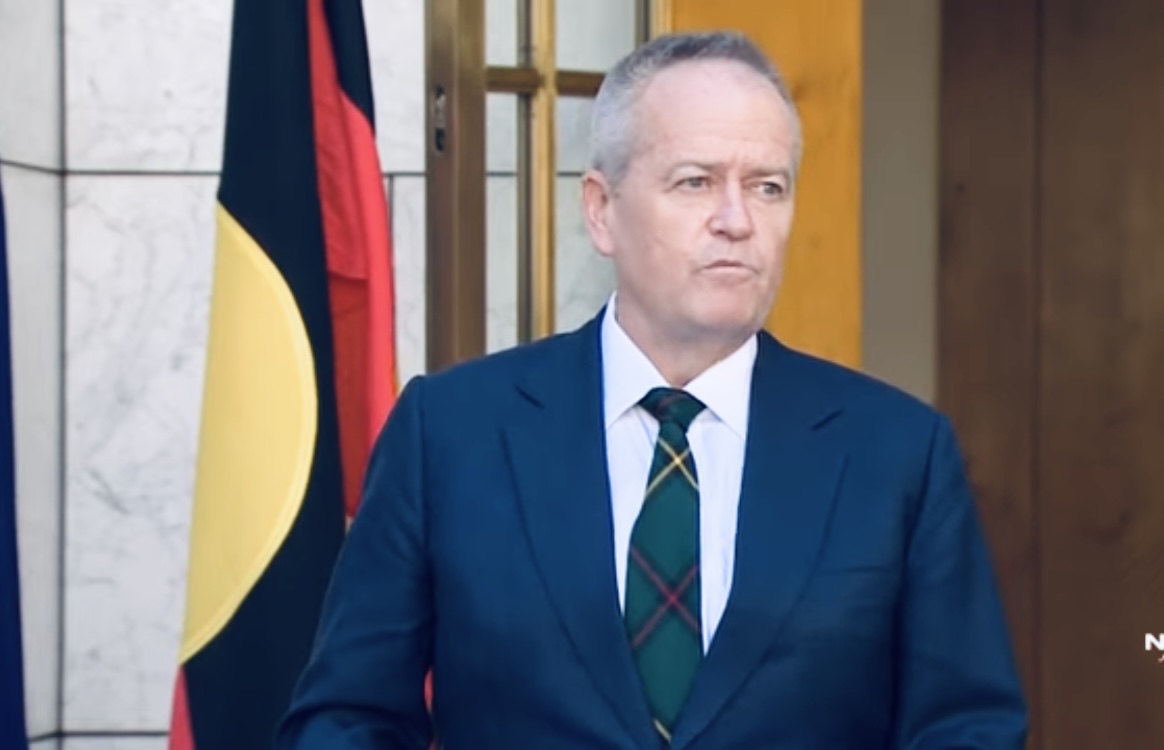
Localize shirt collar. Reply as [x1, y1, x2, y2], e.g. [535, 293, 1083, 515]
[601, 293, 756, 439]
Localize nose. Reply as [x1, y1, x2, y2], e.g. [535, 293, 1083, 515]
[708, 182, 755, 240]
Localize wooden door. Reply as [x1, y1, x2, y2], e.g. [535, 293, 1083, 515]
[942, 0, 1164, 746]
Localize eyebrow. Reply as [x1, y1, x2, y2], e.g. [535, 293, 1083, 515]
[752, 167, 794, 183]
[667, 161, 718, 174]
[666, 161, 793, 181]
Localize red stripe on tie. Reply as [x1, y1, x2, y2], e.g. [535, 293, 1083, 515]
[629, 548, 700, 647]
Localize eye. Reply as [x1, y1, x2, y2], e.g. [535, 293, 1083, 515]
[754, 180, 788, 198]
[677, 175, 710, 190]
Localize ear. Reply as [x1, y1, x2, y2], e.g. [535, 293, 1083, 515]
[581, 169, 616, 259]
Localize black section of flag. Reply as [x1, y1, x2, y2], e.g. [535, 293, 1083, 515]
[322, 0, 377, 127]
[183, 0, 346, 747]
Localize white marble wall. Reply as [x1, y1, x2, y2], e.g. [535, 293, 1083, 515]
[0, 0, 62, 168]
[0, 0, 64, 742]
[29, 738, 60, 750]
[64, 1, 232, 173]
[60, 739, 163, 750]
[60, 0, 237, 732]
[64, 176, 217, 730]
[27, 738, 167, 750]
[365, 0, 427, 175]
[2, 164, 63, 741]
[3, 0, 626, 743]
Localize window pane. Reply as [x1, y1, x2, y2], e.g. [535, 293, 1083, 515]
[486, 0, 519, 66]
[556, 0, 637, 71]
[556, 96, 593, 174]
[555, 176, 614, 333]
[389, 176, 427, 381]
[557, 95, 610, 333]
[487, 93, 518, 174]
[487, 174, 519, 353]
[486, 94, 520, 352]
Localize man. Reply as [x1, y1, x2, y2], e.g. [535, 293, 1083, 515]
[276, 31, 1027, 749]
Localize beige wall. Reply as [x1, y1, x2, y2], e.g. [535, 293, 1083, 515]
[861, 0, 940, 404]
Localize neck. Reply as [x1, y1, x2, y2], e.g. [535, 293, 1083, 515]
[614, 304, 752, 387]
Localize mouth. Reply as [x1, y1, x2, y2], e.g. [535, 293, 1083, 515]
[703, 260, 754, 274]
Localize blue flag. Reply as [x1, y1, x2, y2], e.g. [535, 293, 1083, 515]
[0, 170, 29, 749]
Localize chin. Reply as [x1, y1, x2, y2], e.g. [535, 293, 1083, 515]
[687, 309, 764, 343]
[690, 296, 765, 331]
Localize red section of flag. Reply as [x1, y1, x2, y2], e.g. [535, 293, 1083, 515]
[307, 0, 397, 518]
[167, 669, 195, 750]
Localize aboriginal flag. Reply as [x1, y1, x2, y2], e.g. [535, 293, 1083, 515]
[168, 0, 395, 748]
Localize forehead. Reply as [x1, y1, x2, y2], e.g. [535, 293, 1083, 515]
[632, 59, 796, 161]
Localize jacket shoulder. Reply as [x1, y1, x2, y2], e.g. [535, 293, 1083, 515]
[401, 326, 587, 410]
[772, 342, 945, 435]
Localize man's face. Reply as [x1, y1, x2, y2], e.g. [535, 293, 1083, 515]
[584, 59, 798, 348]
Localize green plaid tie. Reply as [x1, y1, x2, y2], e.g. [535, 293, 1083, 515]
[625, 387, 706, 743]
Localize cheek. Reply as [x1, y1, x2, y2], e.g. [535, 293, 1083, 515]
[614, 204, 705, 272]
[629, 240, 689, 293]
[756, 211, 795, 263]
[652, 206, 714, 261]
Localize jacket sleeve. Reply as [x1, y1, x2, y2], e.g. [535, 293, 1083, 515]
[892, 414, 1029, 749]
[275, 375, 433, 750]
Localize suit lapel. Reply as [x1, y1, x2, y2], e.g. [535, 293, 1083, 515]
[671, 334, 848, 750]
[502, 314, 657, 750]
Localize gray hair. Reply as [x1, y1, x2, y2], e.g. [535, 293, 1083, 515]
[589, 31, 803, 186]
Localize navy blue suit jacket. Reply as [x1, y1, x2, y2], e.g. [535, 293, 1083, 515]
[276, 313, 1027, 749]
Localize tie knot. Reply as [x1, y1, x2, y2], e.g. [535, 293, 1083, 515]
[639, 387, 705, 432]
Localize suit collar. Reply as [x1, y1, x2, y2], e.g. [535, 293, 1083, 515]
[512, 307, 602, 409]
[511, 315, 841, 438]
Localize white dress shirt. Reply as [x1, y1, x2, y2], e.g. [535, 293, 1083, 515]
[601, 294, 756, 653]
